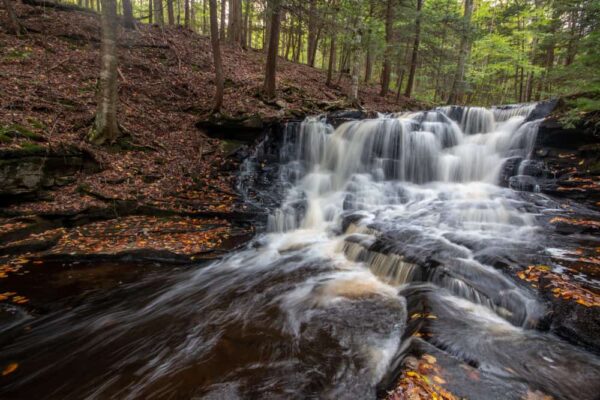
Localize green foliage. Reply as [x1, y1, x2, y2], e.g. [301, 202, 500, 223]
[559, 92, 600, 128]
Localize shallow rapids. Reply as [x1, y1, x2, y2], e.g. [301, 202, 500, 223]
[2, 105, 600, 399]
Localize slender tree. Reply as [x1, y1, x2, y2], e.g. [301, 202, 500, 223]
[306, 0, 317, 66]
[88, 0, 120, 145]
[122, 0, 135, 29]
[326, 34, 336, 86]
[263, 0, 281, 98]
[167, 0, 175, 24]
[404, 0, 423, 98]
[348, 26, 362, 105]
[380, 0, 395, 96]
[184, 0, 190, 27]
[2, 0, 24, 36]
[209, 0, 224, 111]
[228, 0, 243, 44]
[153, 0, 164, 25]
[447, 0, 473, 104]
[219, 0, 226, 39]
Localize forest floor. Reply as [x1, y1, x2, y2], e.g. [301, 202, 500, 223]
[0, 2, 421, 264]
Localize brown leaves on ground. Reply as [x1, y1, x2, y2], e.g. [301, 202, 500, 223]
[550, 217, 600, 230]
[48, 216, 238, 256]
[517, 265, 600, 307]
[385, 354, 457, 400]
[0, 292, 29, 304]
[1, 216, 252, 263]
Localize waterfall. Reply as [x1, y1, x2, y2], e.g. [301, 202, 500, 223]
[268, 105, 547, 327]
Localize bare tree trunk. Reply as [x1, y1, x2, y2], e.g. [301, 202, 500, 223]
[404, 0, 423, 98]
[263, 0, 281, 98]
[190, 0, 195, 29]
[153, 0, 164, 25]
[167, 0, 175, 24]
[395, 68, 405, 102]
[209, 0, 224, 112]
[364, 44, 372, 83]
[202, 0, 208, 32]
[447, 0, 473, 104]
[2, 0, 24, 36]
[122, 0, 135, 29]
[242, 0, 250, 48]
[306, 0, 317, 66]
[380, 0, 394, 96]
[326, 34, 336, 86]
[293, 16, 302, 63]
[88, 0, 120, 145]
[247, 0, 253, 47]
[184, 0, 190, 27]
[227, 0, 242, 44]
[149, 0, 153, 23]
[219, 0, 226, 39]
[348, 29, 361, 105]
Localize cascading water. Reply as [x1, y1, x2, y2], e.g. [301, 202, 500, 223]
[1, 105, 599, 399]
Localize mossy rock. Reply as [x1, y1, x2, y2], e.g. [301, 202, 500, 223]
[0, 124, 46, 142]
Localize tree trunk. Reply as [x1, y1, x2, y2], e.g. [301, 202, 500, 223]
[447, 0, 473, 104]
[247, 0, 253, 47]
[306, 0, 317, 66]
[242, 0, 250, 48]
[263, 0, 281, 98]
[153, 0, 164, 25]
[395, 69, 405, 102]
[326, 34, 336, 86]
[348, 29, 361, 105]
[202, 0, 208, 33]
[364, 44, 372, 83]
[184, 0, 190, 27]
[209, 0, 224, 112]
[149, 0, 153, 23]
[293, 16, 302, 63]
[404, 0, 423, 98]
[190, 0, 196, 29]
[380, 0, 394, 96]
[227, 0, 242, 44]
[219, 0, 226, 39]
[167, 0, 175, 24]
[88, 0, 120, 145]
[122, 0, 135, 29]
[2, 0, 24, 36]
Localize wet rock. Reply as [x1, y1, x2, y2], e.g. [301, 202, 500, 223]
[518, 160, 547, 177]
[526, 99, 558, 122]
[0, 145, 100, 201]
[196, 113, 265, 142]
[536, 117, 597, 150]
[540, 276, 600, 352]
[509, 175, 539, 192]
[326, 109, 366, 127]
[499, 156, 523, 186]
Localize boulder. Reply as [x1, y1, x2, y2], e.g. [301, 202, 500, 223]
[196, 113, 265, 142]
[0, 145, 100, 201]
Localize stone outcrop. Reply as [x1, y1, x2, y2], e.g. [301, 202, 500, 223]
[0, 145, 100, 201]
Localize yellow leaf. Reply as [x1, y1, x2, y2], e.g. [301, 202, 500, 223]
[2, 363, 18, 376]
[433, 375, 446, 384]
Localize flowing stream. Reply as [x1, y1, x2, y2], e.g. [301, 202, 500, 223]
[2, 106, 600, 399]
